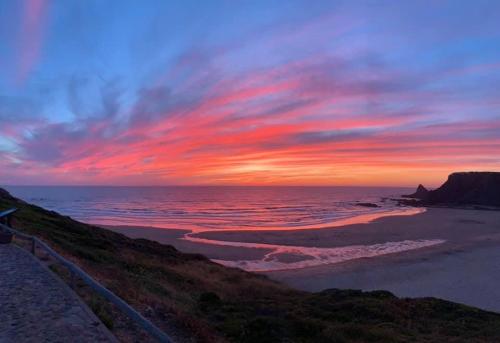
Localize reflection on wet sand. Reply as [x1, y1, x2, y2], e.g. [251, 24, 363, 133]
[182, 208, 441, 272]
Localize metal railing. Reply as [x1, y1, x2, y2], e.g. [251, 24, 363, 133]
[0, 208, 173, 343]
[0, 208, 16, 227]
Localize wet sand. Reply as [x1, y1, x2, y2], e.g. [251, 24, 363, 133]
[192, 208, 499, 249]
[107, 208, 500, 312]
[104, 225, 273, 260]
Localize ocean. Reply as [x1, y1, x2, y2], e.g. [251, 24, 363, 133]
[4, 185, 442, 272]
[5, 186, 413, 231]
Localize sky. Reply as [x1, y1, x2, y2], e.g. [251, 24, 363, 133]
[0, 0, 499, 187]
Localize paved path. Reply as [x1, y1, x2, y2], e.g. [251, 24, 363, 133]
[0, 244, 116, 343]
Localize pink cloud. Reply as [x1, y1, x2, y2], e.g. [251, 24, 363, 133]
[5, 49, 500, 186]
[16, 0, 49, 84]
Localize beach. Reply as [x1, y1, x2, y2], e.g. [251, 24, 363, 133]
[108, 207, 500, 313]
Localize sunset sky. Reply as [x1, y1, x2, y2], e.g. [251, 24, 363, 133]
[1, 0, 499, 187]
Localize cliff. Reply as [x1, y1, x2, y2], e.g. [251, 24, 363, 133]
[425, 172, 500, 206]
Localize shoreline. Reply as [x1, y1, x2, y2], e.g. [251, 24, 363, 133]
[103, 207, 500, 270]
[98, 206, 424, 234]
[106, 207, 500, 312]
[104, 207, 430, 270]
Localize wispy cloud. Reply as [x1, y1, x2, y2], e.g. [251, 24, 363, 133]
[16, 0, 50, 84]
[1, 1, 500, 186]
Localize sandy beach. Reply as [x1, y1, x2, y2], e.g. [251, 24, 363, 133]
[107, 207, 500, 312]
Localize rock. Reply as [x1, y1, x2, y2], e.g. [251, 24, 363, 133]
[397, 198, 422, 207]
[402, 184, 429, 200]
[424, 172, 500, 206]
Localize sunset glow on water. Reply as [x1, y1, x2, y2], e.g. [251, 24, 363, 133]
[6, 186, 415, 230]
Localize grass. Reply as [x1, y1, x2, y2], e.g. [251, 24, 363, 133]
[88, 295, 115, 330]
[2, 187, 500, 342]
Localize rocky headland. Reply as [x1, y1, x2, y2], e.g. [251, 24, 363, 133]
[403, 172, 500, 208]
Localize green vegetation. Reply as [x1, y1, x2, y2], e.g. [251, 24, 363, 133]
[1, 188, 500, 342]
[88, 294, 115, 330]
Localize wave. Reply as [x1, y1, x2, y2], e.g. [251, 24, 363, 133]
[7, 185, 413, 231]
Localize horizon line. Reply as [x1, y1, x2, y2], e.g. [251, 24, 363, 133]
[1, 183, 423, 189]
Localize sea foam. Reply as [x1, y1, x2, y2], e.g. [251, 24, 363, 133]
[211, 239, 445, 272]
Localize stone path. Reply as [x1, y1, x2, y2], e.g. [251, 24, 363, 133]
[0, 244, 116, 343]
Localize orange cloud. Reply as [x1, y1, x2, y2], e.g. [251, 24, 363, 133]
[4, 55, 500, 186]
